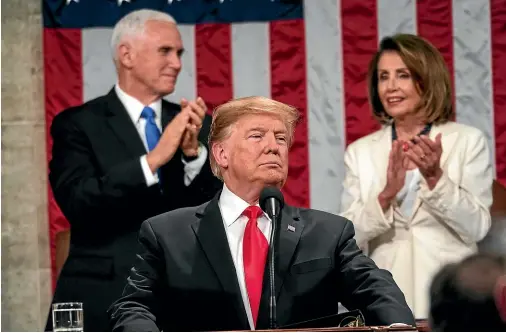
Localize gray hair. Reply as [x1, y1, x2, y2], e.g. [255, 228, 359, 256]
[111, 9, 177, 62]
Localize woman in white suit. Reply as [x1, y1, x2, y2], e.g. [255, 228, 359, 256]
[340, 34, 493, 319]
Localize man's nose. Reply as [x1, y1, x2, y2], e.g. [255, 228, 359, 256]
[265, 133, 280, 153]
[169, 54, 182, 71]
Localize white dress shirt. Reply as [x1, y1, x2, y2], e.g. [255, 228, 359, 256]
[114, 84, 207, 186]
[218, 184, 272, 330]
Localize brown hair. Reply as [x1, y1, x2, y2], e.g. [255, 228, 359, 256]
[367, 33, 453, 124]
[208, 96, 300, 180]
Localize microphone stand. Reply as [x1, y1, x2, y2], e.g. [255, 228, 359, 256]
[268, 210, 279, 329]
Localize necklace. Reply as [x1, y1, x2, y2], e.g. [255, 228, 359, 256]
[391, 122, 432, 151]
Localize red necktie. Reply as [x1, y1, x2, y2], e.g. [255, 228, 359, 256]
[242, 206, 268, 326]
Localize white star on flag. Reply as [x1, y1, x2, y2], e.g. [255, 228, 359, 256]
[66, 0, 79, 5]
[167, 0, 181, 4]
[117, 0, 131, 5]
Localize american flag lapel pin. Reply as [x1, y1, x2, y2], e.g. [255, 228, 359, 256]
[287, 225, 296, 232]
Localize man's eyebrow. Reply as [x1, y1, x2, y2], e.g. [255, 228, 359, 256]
[247, 127, 267, 132]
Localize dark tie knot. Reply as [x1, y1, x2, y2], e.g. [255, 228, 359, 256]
[141, 106, 156, 120]
[243, 206, 263, 220]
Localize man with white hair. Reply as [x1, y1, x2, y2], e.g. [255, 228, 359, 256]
[45, 9, 221, 331]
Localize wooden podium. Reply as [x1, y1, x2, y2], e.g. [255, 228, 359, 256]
[254, 320, 429, 332]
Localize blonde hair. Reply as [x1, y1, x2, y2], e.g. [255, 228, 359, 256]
[208, 96, 300, 180]
[367, 33, 453, 125]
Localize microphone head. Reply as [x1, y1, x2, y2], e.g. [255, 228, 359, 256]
[259, 186, 285, 212]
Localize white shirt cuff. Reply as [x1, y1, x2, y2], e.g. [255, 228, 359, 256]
[181, 143, 208, 186]
[140, 155, 159, 187]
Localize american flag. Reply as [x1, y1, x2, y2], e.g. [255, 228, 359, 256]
[43, 0, 506, 288]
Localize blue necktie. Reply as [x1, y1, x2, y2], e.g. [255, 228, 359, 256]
[140, 106, 161, 152]
[140, 106, 163, 189]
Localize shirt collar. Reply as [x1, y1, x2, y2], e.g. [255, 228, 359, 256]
[115, 83, 162, 124]
[219, 184, 268, 227]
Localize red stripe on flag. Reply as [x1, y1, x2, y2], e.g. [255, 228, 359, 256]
[341, 0, 380, 146]
[417, 0, 455, 120]
[491, 0, 506, 186]
[270, 19, 310, 208]
[43, 28, 83, 290]
[195, 24, 233, 113]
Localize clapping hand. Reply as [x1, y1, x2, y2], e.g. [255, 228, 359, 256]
[180, 97, 207, 157]
[145, 108, 191, 173]
[404, 134, 443, 190]
[378, 140, 408, 210]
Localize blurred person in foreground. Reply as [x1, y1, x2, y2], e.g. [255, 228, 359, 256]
[339, 33, 493, 319]
[108, 96, 415, 331]
[429, 253, 506, 331]
[46, 9, 221, 331]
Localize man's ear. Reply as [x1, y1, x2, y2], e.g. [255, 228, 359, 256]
[212, 142, 228, 169]
[117, 42, 135, 69]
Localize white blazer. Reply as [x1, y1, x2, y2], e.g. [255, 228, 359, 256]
[339, 121, 493, 319]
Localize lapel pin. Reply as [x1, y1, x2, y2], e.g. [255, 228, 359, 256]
[287, 225, 296, 232]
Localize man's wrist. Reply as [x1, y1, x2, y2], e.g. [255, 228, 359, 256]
[146, 151, 163, 173]
[183, 145, 202, 162]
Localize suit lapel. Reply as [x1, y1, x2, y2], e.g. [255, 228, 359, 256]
[372, 126, 392, 191]
[431, 123, 459, 168]
[275, 206, 304, 298]
[105, 89, 147, 157]
[191, 195, 250, 329]
[257, 206, 304, 329]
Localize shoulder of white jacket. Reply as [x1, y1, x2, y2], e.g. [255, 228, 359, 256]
[434, 121, 485, 138]
[346, 125, 389, 151]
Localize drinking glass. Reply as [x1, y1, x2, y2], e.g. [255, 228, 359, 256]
[52, 302, 83, 332]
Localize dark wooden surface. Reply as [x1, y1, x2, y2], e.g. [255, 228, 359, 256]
[251, 320, 429, 332]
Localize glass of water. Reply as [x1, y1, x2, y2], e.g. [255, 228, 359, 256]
[52, 302, 84, 332]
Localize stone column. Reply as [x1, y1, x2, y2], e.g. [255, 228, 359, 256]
[1, 1, 51, 331]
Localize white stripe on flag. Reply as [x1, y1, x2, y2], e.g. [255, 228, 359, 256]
[231, 23, 270, 98]
[166, 25, 196, 104]
[452, 0, 496, 172]
[304, 0, 345, 214]
[377, 0, 417, 42]
[82, 28, 116, 102]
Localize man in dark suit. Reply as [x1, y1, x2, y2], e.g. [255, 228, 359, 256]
[46, 9, 221, 332]
[108, 96, 416, 331]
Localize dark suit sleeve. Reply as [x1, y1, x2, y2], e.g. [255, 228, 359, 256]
[336, 220, 416, 326]
[108, 221, 163, 332]
[49, 112, 147, 228]
[181, 114, 222, 200]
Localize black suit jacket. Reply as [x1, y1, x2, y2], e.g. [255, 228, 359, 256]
[108, 193, 415, 331]
[46, 89, 222, 331]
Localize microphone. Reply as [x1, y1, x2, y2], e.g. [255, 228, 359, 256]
[260, 186, 284, 329]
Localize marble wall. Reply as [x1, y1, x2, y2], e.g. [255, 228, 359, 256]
[1, 1, 52, 331]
